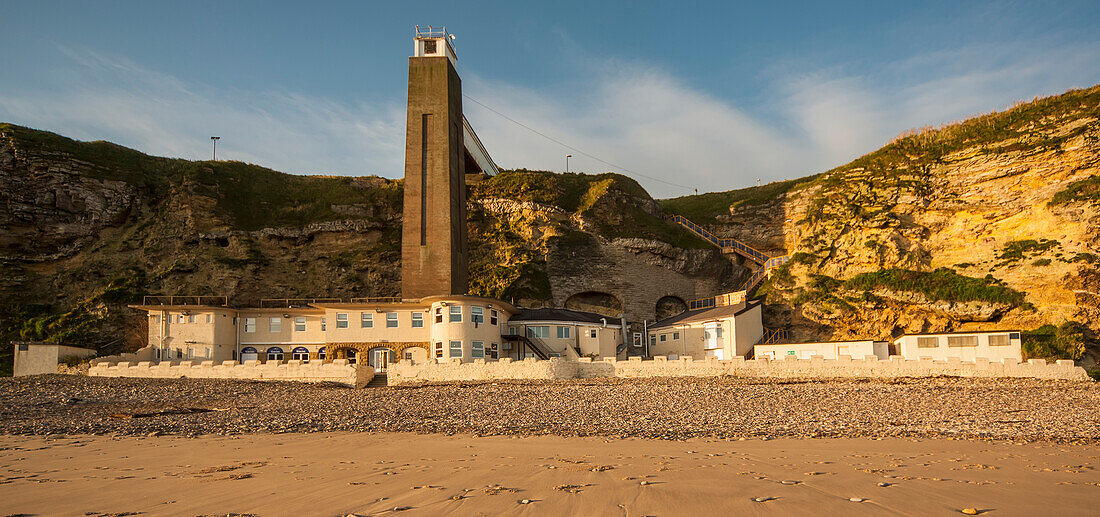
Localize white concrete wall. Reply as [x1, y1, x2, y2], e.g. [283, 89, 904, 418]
[13, 344, 96, 376]
[387, 355, 1091, 384]
[88, 358, 373, 387]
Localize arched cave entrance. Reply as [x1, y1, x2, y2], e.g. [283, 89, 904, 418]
[565, 291, 624, 318]
[655, 296, 688, 321]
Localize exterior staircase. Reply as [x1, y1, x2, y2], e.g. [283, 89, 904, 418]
[500, 333, 554, 359]
[665, 214, 790, 292]
[366, 373, 388, 388]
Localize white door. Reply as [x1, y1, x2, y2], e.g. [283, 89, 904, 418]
[704, 324, 718, 351]
[373, 349, 389, 373]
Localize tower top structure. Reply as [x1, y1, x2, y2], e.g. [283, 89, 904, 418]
[413, 25, 457, 66]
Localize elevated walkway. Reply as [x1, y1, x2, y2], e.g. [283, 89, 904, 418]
[665, 214, 790, 292]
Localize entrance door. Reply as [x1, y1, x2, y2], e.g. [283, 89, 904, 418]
[704, 324, 719, 352]
[372, 349, 390, 373]
[346, 348, 357, 365]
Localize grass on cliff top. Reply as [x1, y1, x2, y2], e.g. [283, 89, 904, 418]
[476, 169, 711, 249]
[802, 85, 1100, 192]
[845, 268, 1027, 306]
[659, 177, 810, 225]
[1, 123, 402, 231]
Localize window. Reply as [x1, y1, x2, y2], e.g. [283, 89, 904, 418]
[294, 317, 306, 332]
[471, 306, 484, 325]
[449, 305, 462, 323]
[660, 334, 667, 342]
[336, 313, 348, 329]
[589, 329, 597, 338]
[449, 340, 462, 358]
[318, 347, 326, 360]
[632, 333, 642, 347]
[434, 342, 443, 358]
[673, 332, 680, 340]
[649, 334, 656, 346]
[244, 317, 256, 333]
[361, 312, 373, 328]
[490, 343, 499, 359]
[269, 317, 281, 333]
[989, 334, 1011, 346]
[266, 347, 284, 361]
[187, 314, 195, 324]
[412, 312, 424, 328]
[187, 348, 194, 359]
[526, 326, 550, 338]
[386, 312, 399, 328]
[471, 341, 485, 358]
[509, 326, 520, 335]
[917, 337, 939, 348]
[490, 310, 498, 325]
[716, 327, 724, 338]
[151, 315, 160, 323]
[948, 335, 978, 347]
[177, 314, 185, 323]
[435, 307, 443, 323]
[321, 317, 326, 331]
[556, 326, 571, 339]
[291, 347, 309, 361]
[206, 314, 213, 324]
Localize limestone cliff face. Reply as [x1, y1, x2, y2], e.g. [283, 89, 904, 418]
[664, 85, 1100, 362]
[0, 127, 748, 354]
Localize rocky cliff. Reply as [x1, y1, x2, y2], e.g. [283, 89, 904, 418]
[663, 85, 1100, 364]
[0, 125, 744, 368]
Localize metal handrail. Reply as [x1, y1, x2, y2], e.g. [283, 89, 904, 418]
[258, 298, 343, 308]
[142, 295, 228, 306]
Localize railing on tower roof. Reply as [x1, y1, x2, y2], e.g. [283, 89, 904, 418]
[414, 25, 448, 39]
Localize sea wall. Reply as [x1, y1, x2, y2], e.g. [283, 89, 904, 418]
[388, 355, 1091, 385]
[87, 359, 373, 387]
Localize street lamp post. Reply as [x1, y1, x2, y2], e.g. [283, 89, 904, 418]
[566, 154, 572, 173]
[210, 136, 221, 161]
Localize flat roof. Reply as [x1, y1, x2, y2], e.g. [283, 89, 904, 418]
[897, 330, 1020, 338]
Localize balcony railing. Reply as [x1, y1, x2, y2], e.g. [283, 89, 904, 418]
[142, 295, 228, 306]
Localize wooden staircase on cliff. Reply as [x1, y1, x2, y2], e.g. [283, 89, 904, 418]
[665, 214, 790, 293]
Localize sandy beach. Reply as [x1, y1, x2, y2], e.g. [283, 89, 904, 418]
[1, 432, 1098, 516]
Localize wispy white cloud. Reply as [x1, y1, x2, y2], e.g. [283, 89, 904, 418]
[0, 48, 406, 176]
[1, 40, 1098, 198]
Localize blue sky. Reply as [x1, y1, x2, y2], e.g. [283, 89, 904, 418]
[2, 1, 1098, 197]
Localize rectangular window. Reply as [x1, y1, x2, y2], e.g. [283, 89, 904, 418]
[449, 340, 462, 358]
[449, 305, 462, 323]
[244, 317, 256, 333]
[321, 317, 326, 331]
[434, 342, 443, 358]
[412, 312, 424, 328]
[633, 333, 642, 347]
[188, 314, 196, 324]
[294, 317, 306, 332]
[206, 314, 213, 324]
[151, 315, 160, 323]
[659, 334, 666, 342]
[673, 332, 680, 340]
[386, 312, 399, 328]
[361, 312, 373, 328]
[989, 334, 1011, 346]
[490, 310, 498, 326]
[336, 313, 348, 329]
[716, 327, 724, 338]
[435, 307, 443, 323]
[471, 306, 484, 324]
[649, 335, 656, 346]
[589, 329, 597, 338]
[948, 335, 978, 347]
[490, 343, 499, 359]
[509, 326, 520, 335]
[917, 337, 939, 348]
[556, 326, 571, 339]
[526, 326, 550, 338]
[471, 341, 485, 358]
[269, 317, 281, 333]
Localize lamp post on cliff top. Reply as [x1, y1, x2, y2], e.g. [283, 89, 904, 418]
[566, 154, 572, 173]
[210, 136, 220, 161]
